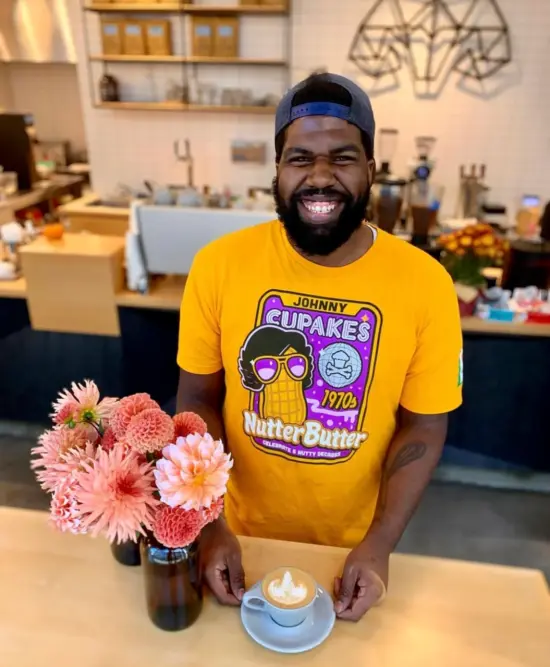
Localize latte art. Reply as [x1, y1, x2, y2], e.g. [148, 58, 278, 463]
[267, 570, 308, 606]
[261, 566, 317, 610]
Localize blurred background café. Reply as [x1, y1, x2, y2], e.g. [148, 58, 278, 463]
[0, 0, 548, 584]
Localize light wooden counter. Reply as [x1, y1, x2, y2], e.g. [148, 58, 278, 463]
[59, 193, 130, 236]
[115, 275, 187, 310]
[0, 277, 27, 299]
[1, 507, 548, 667]
[461, 316, 550, 337]
[20, 234, 125, 336]
[3, 268, 550, 339]
[114, 278, 550, 338]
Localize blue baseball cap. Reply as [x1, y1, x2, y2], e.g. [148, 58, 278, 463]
[275, 73, 376, 153]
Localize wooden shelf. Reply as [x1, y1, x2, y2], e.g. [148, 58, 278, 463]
[189, 103, 275, 113]
[96, 101, 276, 113]
[90, 54, 286, 65]
[86, 2, 182, 11]
[184, 4, 288, 14]
[85, 3, 288, 14]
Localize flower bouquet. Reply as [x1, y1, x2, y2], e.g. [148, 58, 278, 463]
[439, 223, 509, 316]
[31, 380, 232, 631]
[439, 222, 509, 288]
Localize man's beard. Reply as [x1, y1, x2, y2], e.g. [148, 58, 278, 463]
[273, 178, 371, 257]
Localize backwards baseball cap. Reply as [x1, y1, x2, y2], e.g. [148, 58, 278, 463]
[275, 73, 376, 156]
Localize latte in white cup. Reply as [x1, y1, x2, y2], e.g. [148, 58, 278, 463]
[243, 567, 318, 627]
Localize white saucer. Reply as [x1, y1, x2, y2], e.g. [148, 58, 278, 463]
[241, 585, 336, 654]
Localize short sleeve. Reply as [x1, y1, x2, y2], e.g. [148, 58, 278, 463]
[400, 269, 463, 414]
[177, 248, 223, 374]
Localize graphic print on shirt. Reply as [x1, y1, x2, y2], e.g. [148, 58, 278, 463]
[238, 289, 382, 464]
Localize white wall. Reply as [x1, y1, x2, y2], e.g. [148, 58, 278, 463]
[0, 63, 14, 110]
[70, 0, 550, 215]
[0, 62, 86, 153]
[6, 63, 86, 153]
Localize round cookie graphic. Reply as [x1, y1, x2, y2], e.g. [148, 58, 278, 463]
[318, 342, 363, 389]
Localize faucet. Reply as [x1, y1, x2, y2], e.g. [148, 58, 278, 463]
[174, 139, 194, 188]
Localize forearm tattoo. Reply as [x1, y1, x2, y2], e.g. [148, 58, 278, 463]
[376, 441, 427, 516]
[387, 442, 427, 480]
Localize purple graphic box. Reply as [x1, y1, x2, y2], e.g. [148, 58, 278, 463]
[250, 291, 379, 463]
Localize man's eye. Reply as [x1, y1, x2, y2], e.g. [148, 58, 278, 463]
[289, 156, 311, 164]
[334, 155, 355, 163]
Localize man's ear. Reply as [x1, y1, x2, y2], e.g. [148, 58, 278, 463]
[367, 159, 376, 185]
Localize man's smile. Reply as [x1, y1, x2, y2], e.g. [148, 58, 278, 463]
[297, 195, 345, 225]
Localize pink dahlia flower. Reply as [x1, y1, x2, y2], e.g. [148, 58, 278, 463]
[110, 393, 160, 440]
[53, 401, 79, 427]
[125, 408, 175, 455]
[202, 497, 224, 525]
[100, 427, 117, 451]
[51, 380, 119, 426]
[173, 412, 207, 439]
[154, 434, 232, 511]
[31, 426, 91, 492]
[152, 505, 204, 548]
[49, 475, 86, 535]
[76, 446, 158, 543]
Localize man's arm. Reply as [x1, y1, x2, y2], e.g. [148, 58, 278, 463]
[335, 407, 447, 620]
[176, 369, 226, 443]
[335, 264, 461, 621]
[176, 368, 245, 606]
[367, 407, 447, 553]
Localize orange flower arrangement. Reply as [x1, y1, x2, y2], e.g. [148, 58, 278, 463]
[439, 222, 509, 287]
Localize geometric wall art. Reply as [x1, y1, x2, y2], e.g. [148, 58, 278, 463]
[348, 0, 512, 85]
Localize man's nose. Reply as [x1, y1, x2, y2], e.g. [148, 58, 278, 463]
[306, 157, 336, 189]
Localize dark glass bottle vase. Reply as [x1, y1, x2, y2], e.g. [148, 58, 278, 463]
[111, 539, 141, 566]
[140, 537, 203, 631]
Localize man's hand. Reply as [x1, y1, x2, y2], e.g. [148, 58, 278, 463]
[200, 519, 245, 606]
[334, 540, 389, 622]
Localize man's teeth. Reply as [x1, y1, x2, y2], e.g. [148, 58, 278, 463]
[303, 201, 337, 214]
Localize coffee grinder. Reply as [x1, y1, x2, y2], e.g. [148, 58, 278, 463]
[407, 136, 442, 250]
[375, 128, 399, 180]
[371, 129, 408, 234]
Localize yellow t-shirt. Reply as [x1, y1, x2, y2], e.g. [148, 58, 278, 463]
[177, 221, 462, 548]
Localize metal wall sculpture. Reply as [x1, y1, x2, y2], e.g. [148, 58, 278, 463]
[348, 0, 512, 84]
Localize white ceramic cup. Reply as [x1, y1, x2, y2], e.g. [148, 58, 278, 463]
[243, 573, 318, 628]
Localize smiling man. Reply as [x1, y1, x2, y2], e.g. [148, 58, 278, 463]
[177, 73, 462, 621]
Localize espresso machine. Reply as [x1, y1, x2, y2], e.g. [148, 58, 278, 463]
[371, 129, 408, 233]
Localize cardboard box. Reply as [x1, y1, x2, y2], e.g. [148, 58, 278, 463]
[213, 17, 239, 58]
[239, 0, 261, 5]
[100, 19, 124, 55]
[144, 20, 172, 56]
[191, 16, 214, 57]
[123, 20, 146, 56]
[261, 0, 288, 5]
